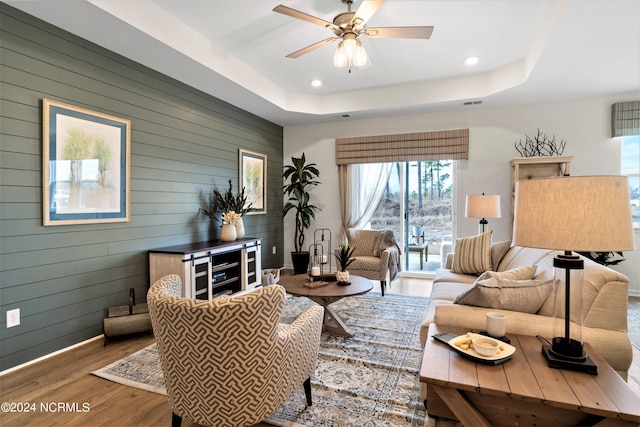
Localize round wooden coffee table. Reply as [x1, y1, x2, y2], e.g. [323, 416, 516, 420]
[278, 274, 373, 337]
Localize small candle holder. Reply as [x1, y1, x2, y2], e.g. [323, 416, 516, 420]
[305, 243, 328, 288]
[314, 228, 332, 276]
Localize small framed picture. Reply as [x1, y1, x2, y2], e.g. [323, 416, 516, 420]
[43, 99, 131, 225]
[239, 149, 267, 215]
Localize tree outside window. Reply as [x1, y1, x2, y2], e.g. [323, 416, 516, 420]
[621, 135, 640, 229]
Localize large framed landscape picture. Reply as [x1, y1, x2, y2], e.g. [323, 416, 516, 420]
[43, 99, 131, 226]
[239, 149, 267, 214]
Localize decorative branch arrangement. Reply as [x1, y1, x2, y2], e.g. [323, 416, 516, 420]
[200, 179, 253, 221]
[515, 128, 567, 157]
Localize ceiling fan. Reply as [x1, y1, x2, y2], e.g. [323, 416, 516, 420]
[273, 0, 434, 71]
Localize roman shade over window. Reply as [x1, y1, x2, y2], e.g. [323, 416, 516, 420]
[611, 101, 640, 137]
[335, 129, 469, 165]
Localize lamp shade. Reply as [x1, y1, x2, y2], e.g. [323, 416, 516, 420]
[513, 176, 635, 252]
[465, 194, 501, 219]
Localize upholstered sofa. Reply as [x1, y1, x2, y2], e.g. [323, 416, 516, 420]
[420, 241, 633, 381]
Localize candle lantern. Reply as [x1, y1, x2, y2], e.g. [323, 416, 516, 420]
[314, 228, 332, 276]
[308, 243, 324, 280]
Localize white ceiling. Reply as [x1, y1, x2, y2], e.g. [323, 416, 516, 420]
[7, 0, 640, 126]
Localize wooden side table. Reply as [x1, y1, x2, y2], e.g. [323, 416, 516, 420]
[420, 324, 640, 427]
[408, 242, 428, 269]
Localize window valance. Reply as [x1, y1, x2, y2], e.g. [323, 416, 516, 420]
[611, 100, 640, 137]
[335, 129, 469, 165]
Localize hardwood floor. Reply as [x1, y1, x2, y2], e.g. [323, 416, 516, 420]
[0, 277, 637, 427]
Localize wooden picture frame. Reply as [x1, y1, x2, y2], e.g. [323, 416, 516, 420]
[239, 149, 267, 215]
[43, 99, 131, 225]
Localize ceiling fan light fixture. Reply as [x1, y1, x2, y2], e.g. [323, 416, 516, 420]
[334, 41, 348, 67]
[343, 36, 357, 58]
[334, 33, 367, 69]
[353, 39, 367, 66]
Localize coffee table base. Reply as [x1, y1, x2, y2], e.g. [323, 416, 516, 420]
[278, 274, 373, 337]
[308, 296, 354, 336]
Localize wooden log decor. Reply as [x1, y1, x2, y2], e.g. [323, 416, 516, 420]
[103, 288, 152, 345]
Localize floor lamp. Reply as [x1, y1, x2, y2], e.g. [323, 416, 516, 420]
[465, 193, 501, 234]
[513, 176, 635, 374]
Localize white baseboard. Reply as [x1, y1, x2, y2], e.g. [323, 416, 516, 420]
[0, 335, 103, 377]
[629, 290, 640, 298]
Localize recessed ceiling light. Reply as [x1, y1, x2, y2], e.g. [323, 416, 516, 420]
[310, 79, 323, 87]
[465, 56, 479, 66]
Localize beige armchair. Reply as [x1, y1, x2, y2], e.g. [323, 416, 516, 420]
[344, 228, 401, 296]
[148, 274, 324, 427]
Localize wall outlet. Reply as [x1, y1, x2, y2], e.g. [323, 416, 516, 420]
[6, 308, 20, 328]
[272, 246, 277, 255]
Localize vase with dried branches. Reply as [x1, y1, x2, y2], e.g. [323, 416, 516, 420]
[200, 179, 253, 240]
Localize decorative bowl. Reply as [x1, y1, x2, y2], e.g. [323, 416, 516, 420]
[472, 336, 500, 357]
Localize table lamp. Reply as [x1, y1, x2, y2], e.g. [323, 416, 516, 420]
[513, 176, 634, 374]
[465, 193, 501, 234]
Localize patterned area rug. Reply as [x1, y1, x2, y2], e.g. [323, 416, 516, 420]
[92, 292, 428, 427]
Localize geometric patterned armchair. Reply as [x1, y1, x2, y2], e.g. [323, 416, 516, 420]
[344, 228, 401, 296]
[148, 274, 324, 427]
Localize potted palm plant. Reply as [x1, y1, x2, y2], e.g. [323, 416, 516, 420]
[282, 153, 321, 274]
[334, 243, 356, 285]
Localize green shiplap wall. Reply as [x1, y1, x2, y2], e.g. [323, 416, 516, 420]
[0, 3, 284, 371]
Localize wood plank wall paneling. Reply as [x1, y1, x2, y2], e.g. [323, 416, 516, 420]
[0, 4, 284, 371]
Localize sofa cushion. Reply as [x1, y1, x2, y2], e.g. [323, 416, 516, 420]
[430, 282, 475, 303]
[433, 268, 478, 285]
[453, 277, 554, 314]
[476, 265, 537, 281]
[451, 230, 492, 275]
[490, 240, 511, 270]
[497, 246, 556, 272]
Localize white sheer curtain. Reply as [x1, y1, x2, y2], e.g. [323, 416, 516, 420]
[338, 163, 393, 241]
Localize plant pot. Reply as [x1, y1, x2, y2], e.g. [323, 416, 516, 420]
[220, 223, 237, 241]
[291, 251, 310, 275]
[234, 217, 245, 239]
[336, 270, 350, 285]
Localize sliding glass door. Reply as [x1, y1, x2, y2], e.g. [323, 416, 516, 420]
[370, 160, 453, 275]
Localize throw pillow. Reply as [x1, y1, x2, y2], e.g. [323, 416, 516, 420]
[490, 240, 512, 270]
[451, 230, 492, 275]
[454, 277, 554, 314]
[476, 265, 537, 282]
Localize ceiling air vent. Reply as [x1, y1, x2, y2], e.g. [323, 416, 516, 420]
[463, 101, 483, 106]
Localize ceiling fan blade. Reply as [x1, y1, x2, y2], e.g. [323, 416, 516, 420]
[365, 26, 434, 39]
[352, 0, 385, 26]
[273, 5, 339, 30]
[285, 37, 338, 59]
